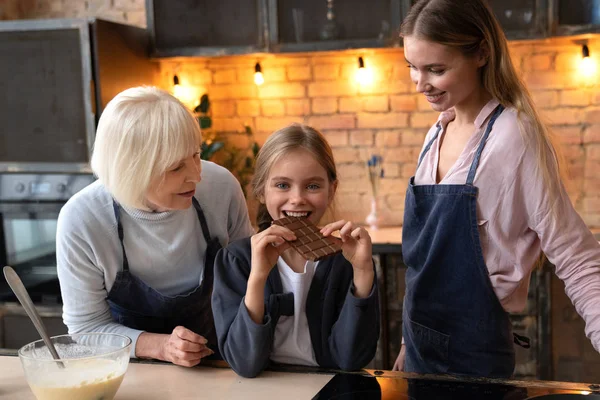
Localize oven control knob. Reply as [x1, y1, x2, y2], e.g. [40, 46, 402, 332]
[56, 183, 67, 193]
[15, 183, 25, 193]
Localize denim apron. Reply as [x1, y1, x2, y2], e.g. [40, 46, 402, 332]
[402, 105, 524, 378]
[107, 197, 221, 357]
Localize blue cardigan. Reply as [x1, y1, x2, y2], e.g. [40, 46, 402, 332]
[211, 237, 380, 378]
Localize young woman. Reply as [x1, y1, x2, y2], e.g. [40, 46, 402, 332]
[393, 0, 600, 378]
[57, 87, 254, 367]
[212, 124, 380, 378]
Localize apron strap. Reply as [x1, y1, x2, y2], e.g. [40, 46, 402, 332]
[192, 197, 213, 244]
[465, 105, 505, 185]
[417, 123, 442, 170]
[112, 198, 214, 272]
[112, 201, 130, 272]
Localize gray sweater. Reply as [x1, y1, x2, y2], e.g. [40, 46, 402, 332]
[56, 161, 255, 356]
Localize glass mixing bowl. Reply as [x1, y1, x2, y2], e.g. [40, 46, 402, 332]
[18, 333, 131, 400]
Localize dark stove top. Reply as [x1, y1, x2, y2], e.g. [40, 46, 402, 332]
[313, 370, 600, 400]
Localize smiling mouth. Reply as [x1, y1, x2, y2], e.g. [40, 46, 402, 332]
[283, 211, 311, 218]
[425, 92, 446, 101]
[178, 190, 195, 196]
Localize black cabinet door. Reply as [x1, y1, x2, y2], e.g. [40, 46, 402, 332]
[268, 0, 406, 53]
[489, 0, 548, 39]
[551, 0, 600, 36]
[402, 0, 548, 40]
[401, 0, 548, 41]
[147, 0, 269, 57]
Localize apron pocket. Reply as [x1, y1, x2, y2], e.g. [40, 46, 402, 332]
[408, 318, 450, 372]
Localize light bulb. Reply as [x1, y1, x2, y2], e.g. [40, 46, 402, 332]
[580, 45, 597, 79]
[254, 62, 264, 85]
[355, 56, 373, 85]
[254, 71, 264, 85]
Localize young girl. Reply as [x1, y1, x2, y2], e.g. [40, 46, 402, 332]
[212, 124, 380, 378]
[394, 0, 600, 378]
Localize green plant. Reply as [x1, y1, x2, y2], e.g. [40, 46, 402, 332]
[193, 93, 260, 197]
[194, 94, 224, 160]
[219, 124, 261, 198]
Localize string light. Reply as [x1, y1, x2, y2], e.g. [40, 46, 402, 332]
[355, 56, 373, 85]
[172, 74, 186, 100]
[580, 44, 597, 79]
[171, 74, 195, 105]
[254, 62, 264, 85]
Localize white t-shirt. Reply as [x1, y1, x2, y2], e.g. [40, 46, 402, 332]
[270, 258, 319, 366]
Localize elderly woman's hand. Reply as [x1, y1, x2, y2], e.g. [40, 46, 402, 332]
[160, 326, 214, 367]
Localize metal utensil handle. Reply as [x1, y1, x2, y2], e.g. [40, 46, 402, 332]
[3, 266, 65, 368]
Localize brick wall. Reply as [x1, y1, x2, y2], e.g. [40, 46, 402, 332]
[2, 0, 600, 229]
[159, 39, 600, 228]
[0, 0, 145, 27]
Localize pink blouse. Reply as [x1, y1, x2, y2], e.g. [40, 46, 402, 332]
[413, 99, 600, 352]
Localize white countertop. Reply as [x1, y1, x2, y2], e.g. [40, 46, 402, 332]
[0, 356, 334, 400]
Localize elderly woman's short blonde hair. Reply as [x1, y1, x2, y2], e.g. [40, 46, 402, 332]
[91, 86, 200, 209]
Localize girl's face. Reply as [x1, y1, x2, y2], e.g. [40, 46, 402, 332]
[145, 150, 202, 212]
[263, 148, 336, 226]
[404, 36, 487, 113]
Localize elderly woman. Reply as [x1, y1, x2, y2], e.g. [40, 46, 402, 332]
[56, 86, 254, 367]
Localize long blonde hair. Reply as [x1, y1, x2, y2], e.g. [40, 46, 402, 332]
[402, 0, 564, 214]
[252, 124, 338, 232]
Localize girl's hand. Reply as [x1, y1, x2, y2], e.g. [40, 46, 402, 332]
[321, 220, 374, 298]
[249, 224, 296, 282]
[320, 220, 373, 271]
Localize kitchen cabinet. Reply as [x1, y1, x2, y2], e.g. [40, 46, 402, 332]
[488, 0, 549, 40]
[145, 0, 600, 58]
[0, 18, 158, 173]
[549, 0, 600, 36]
[147, 0, 408, 56]
[267, 0, 406, 53]
[146, 0, 269, 57]
[401, 0, 548, 40]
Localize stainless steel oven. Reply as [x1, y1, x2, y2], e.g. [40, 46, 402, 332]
[0, 173, 95, 305]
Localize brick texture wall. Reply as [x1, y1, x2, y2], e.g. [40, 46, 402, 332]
[0, 0, 145, 27]
[2, 0, 599, 229]
[159, 40, 600, 228]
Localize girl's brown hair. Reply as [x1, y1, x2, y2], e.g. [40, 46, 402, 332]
[252, 123, 337, 232]
[402, 0, 564, 215]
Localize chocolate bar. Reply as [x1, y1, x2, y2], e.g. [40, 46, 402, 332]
[272, 216, 342, 261]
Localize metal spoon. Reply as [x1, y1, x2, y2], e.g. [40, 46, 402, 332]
[3, 266, 65, 368]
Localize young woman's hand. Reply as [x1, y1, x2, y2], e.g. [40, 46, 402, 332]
[392, 344, 406, 371]
[249, 224, 296, 281]
[321, 220, 374, 298]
